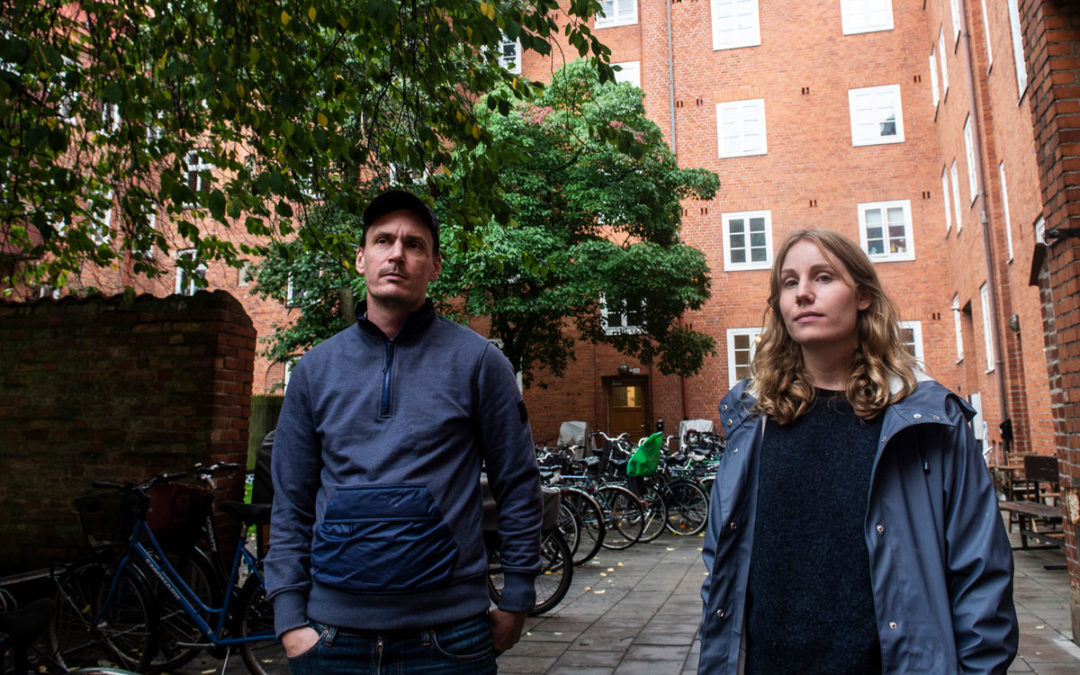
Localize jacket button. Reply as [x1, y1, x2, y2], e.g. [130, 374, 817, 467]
[880, 435, 887, 443]
[876, 524, 885, 534]
[717, 609, 725, 618]
[729, 521, 737, 531]
[733, 447, 739, 454]
[727, 418, 733, 426]
[913, 413, 922, 419]
[722, 404, 728, 411]
[889, 621, 898, 629]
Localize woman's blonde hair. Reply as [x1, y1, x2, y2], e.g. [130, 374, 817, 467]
[750, 228, 917, 424]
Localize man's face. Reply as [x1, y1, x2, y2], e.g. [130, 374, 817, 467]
[356, 209, 441, 313]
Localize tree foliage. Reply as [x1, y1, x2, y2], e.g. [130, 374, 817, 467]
[258, 59, 719, 384]
[0, 0, 613, 292]
[437, 59, 719, 384]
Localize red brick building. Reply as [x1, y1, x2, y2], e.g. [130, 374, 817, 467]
[9, 0, 1080, 641]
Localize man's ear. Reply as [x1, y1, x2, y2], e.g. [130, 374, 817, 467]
[430, 254, 442, 281]
[355, 246, 365, 277]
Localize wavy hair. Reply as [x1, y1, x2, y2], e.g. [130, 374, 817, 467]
[750, 229, 916, 424]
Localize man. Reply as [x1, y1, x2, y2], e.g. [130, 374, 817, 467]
[265, 189, 542, 673]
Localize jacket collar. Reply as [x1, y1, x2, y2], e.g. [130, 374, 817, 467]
[724, 371, 972, 433]
[354, 298, 437, 343]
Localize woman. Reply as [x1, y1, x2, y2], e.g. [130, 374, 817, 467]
[699, 229, 1017, 674]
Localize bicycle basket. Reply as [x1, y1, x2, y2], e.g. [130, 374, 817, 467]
[75, 491, 135, 549]
[146, 482, 214, 550]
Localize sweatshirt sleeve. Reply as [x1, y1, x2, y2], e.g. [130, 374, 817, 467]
[942, 396, 1019, 673]
[474, 344, 542, 612]
[264, 357, 323, 638]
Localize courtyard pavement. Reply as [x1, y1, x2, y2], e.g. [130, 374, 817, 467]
[179, 523, 1079, 674]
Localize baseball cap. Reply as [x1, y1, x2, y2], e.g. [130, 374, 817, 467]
[361, 190, 440, 254]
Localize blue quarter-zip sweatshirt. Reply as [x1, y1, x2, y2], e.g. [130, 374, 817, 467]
[265, 300, 542, 637]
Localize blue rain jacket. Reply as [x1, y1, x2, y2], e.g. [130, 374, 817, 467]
[700, 376, 1018, 674]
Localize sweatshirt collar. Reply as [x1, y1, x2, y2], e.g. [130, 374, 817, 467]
[354, 298, 436, 342]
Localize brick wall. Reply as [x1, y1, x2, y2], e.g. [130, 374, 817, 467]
[0, 290, 255, 573]
[1019, 0, 1080, 642]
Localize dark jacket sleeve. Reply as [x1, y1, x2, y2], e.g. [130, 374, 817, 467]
[474, 343, 542, 612]
[264, 358, 323, 638]
[941, 396, 1018, 673]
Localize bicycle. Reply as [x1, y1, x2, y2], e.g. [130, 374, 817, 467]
[48, 472, 283, 675]
[1, 588, 137, 675]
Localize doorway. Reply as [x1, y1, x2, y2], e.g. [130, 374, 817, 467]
[605, 376, 650, 440]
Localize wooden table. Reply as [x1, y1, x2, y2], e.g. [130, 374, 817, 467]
[997, 500, 1064, 550]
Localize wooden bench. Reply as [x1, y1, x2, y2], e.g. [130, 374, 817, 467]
[998, 500, 1064, 550]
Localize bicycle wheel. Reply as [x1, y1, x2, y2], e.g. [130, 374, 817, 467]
[151, 547, 219, 671]
[637, 483, 668, 543]
[487, 530, 574, 616]
[95, 563, 158, 672]
[562, 489, 604, 565]
[236, 574, 287, 675]
[50, 559, 113, 670]
[597, 485, 644, 550]
[664, 479, 710, 536]
[557, 502, 581, 559]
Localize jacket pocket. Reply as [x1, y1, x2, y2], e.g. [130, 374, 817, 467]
[311, 484, 460, 592]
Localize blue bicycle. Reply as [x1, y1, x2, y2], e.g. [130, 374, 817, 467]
[49, 472, 283, 674]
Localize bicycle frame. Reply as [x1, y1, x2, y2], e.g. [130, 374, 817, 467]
[99, 517, 271, 648]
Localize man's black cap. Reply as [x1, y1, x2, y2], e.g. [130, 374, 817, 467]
[362, 190, 440, 254]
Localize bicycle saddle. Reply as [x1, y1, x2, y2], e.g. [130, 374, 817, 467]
[218, 501, 271, 526]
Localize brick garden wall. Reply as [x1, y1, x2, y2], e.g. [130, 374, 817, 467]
[0, 290, 255, 574]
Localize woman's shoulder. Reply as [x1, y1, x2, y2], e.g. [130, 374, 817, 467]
[889, 373, 975, 424]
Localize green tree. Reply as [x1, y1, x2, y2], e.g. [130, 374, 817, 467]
[258, 59, 718, 385]
[0, 0, 612, 292]
[437, 59, 718, 384]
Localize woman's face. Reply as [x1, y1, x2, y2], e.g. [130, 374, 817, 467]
[778, 239, 870, 355]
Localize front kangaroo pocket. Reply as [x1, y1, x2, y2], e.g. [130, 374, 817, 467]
[311, 484, 460, 592]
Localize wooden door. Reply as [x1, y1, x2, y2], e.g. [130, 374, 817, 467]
[607, 377, 649, 440]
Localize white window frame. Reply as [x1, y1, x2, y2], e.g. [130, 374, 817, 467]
[964, 115, 979, 205]
[848, 84, 904, 146]
[497, 36, 521, 74]
[942, 167, 952, 232]
[101, 101, 120, 133]
[284, 357, 298, 392]
[1035, 216, 1046, 244]
[175, 249, 207, 296]
[726, 327, 763, 388]
[722, 210, 772, 271]
[1007, 0, 1028, 98]
[857, 199, 914, 262]
[596, 0, 637, 29]
[951, 160, 963, 231]
[980, 0, 993, 69]
[950, 0, 962, 44]
[601, 294, 645, 336]
[612, 60, 641, 88]
[929, 49, 940, 109]
[711, 0, 761, 51]
[980, 283, 995, 372]
[953, 294, 964, 362]
[135, 212, 156, 259]
[239, 260, 255, 287]
[999, 162, 1014, 262]
[286, 275, 304, 307]
[840, 0, 893, 36]
[185, 150, 212, 195]
[91, 188, 113, 245]
[716, 98, 767, 158]
[939, 28, 950, 95]
[898, 320, 925, 368]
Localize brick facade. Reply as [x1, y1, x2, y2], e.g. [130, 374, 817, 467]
[1017, 0, 1080, 644]
[0, 290, 254, 572]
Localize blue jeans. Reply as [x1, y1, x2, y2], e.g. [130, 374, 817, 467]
[287, 613, 497, 674]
